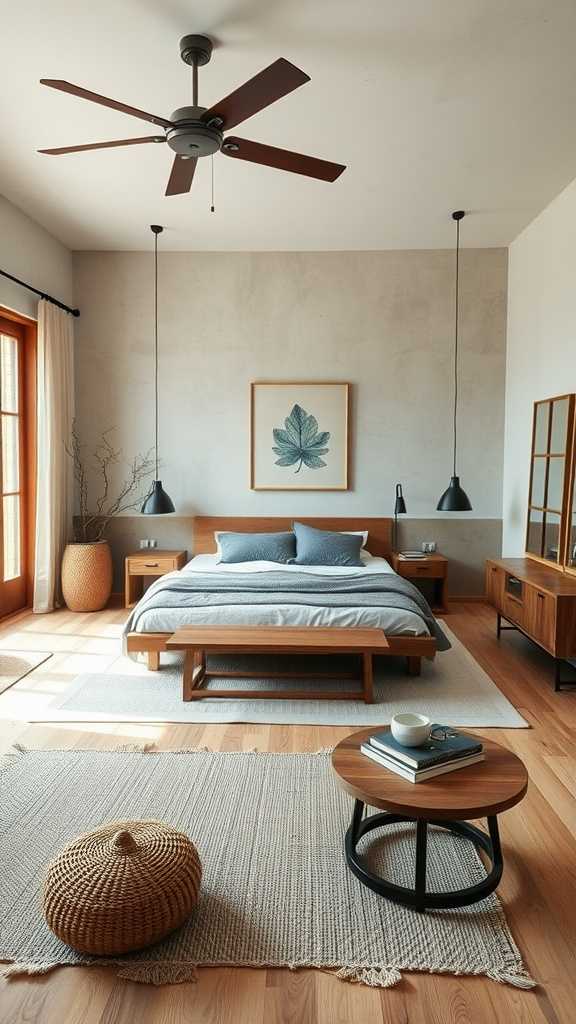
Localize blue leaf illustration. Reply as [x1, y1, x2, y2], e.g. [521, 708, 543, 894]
[302, 452, 328, 469]
[272, 404, 331, 473]
[273, 428, 292, 447]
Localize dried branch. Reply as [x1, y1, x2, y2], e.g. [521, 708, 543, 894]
[66, 422, 155, 542]
[94, 430, 119, 516]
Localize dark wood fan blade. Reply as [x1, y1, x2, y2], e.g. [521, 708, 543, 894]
[165, 155, 198, 196]
[40, 80, 173, 129]
[201, 59, 309, 131]
[38, 136, 165, 155]
[221, 137, 346, 182]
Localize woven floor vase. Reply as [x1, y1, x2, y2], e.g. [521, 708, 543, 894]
[44, 820, 202, 955]
[61, 541, 113, 612]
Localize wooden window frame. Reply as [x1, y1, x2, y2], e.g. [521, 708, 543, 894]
[0, 306, 37, 613]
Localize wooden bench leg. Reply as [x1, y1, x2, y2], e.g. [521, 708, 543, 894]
[362, 652, 374, 703]
[183, 650, 194, 701]
[183, 649, 206, 702]
[148, 651, 160, 671]
[407, 656, 421, 676]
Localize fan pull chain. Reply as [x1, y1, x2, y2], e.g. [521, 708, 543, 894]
[211, 155, 215, 213]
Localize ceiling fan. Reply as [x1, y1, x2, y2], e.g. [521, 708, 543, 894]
[38, 34, 346, 196]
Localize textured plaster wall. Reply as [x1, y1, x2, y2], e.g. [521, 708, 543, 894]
[0, 193, 73, 319]
[73, 248, 507, 593]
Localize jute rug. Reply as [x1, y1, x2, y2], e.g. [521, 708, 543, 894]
[0, 747, 535, 989]
[20, 624, 527, 727]
[0, 650, 52, 695]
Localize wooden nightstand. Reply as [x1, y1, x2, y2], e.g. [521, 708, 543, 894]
[124, 550, 187, 609]
[391, 552, 449, 614]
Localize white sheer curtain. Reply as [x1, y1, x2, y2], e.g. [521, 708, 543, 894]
[33, 300, 75, 613]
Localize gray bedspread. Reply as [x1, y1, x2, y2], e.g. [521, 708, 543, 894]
[123, 571, 450, 650]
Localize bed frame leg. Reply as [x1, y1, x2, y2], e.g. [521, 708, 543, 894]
[148, 651, 160, 671]
[407, 656, 421, 676]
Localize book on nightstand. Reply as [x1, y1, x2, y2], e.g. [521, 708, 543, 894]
[360, 725, 484, 783]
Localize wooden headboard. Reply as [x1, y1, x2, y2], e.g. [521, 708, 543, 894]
[193, 517, 393, 558]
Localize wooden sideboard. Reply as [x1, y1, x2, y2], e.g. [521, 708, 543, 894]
[485, 557, 576, 690]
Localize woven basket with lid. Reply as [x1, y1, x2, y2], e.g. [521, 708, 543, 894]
[43, 820, 202, 955]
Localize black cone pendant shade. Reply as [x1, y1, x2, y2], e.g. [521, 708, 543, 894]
[437, 211, 472, 512]
[142, 480, 175, 515]
[437, 475, 471, 512]
[142, 224, 175, 515]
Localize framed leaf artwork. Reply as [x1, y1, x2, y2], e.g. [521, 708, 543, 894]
[250, 381, 350, 491]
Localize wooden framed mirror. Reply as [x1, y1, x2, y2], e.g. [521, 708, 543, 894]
[565, 408, 576, 575]
[526, 394, 575, 570]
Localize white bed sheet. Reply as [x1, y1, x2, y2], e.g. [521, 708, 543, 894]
[180, 552, 396, 575]
[133, 553, 430, 637]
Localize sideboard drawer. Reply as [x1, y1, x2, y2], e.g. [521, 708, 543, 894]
[502, 592, 526, 629]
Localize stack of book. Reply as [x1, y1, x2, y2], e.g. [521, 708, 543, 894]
[360, 726, 484, 783]
[398, 551, 426, 560]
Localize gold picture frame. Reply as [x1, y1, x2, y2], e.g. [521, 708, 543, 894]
[250, 381, 350, 491]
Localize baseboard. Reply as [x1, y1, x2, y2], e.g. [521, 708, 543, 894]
[0, 604, 33, 627]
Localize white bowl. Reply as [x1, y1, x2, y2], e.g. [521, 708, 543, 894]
[390, 712, 431, 747]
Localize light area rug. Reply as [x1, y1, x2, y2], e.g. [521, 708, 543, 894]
[0, 651, 52, 695]
[21, 623, 527, 727]
[0, 747, 535, 989]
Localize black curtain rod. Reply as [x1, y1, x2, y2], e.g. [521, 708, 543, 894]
[0, 267, 80, 317]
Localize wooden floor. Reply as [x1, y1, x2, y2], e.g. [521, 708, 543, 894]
[0, 601, 575, 1024]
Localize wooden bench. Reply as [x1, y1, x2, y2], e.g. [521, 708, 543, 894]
[166, 626, 390, 703]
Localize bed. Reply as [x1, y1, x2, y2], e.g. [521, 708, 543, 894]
[124, 517, 448, 675]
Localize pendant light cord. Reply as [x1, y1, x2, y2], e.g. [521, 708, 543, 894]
[154, 230, 159, 480]
[453, 215, 460, 478]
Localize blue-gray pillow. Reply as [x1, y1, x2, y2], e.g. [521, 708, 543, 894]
[292, 522, 364, 566]
[218, 531, 296, 564]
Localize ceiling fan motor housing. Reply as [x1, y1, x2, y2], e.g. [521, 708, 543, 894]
[179, 35, 213, 68]
[167, 107, 223, 157]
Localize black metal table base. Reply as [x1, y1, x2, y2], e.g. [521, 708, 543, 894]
[345, 800, 503, 912]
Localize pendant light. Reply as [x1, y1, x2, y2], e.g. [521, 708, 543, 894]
[141, 224, 175, 515]
[436, 210, 472, 512]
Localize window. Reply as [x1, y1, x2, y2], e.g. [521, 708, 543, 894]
[0, 313, 36, 616]
[1, 333, 22, 580]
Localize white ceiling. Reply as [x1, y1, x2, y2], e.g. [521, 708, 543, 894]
[2, 0, 576, 251]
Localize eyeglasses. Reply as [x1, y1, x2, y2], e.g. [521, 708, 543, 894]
[429, 727, 459, 742]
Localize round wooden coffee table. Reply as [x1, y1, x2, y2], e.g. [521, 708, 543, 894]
[331, 728, 528, 912]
